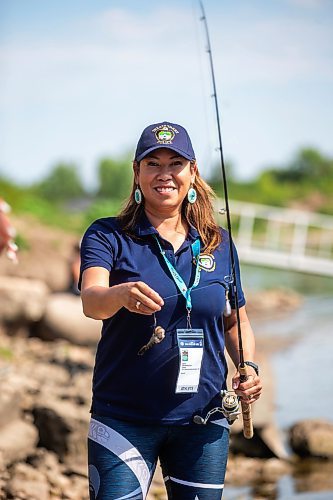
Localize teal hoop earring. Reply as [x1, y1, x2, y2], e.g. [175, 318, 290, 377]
[187, 185, 197, 204]
[134, 186, 142, 204]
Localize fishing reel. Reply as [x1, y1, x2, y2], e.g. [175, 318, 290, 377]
[193, 390, 241, 425]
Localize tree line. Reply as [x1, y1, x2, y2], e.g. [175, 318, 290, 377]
[210, 148, 333, 215]
[0, 147, 332, 232]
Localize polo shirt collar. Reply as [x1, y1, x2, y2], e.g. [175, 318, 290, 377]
[187, 224, 200, 241]
[134, 211, 159, 237]
[134, 211, 200, 241]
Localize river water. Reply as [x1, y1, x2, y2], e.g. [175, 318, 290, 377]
[224, 265, 333, 499]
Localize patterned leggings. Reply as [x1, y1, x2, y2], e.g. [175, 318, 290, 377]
[88, 414, 229, 500]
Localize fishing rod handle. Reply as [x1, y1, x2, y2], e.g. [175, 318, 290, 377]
[239, 364, 254, 439]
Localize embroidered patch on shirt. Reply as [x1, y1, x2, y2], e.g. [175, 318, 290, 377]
[198, 254, 216, 272]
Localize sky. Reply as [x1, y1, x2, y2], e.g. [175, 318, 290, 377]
[0, 0, 332, 189]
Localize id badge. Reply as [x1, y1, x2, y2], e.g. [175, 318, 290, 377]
[175, 329, 204, 394]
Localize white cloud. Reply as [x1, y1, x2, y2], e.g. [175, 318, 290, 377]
[1, 5, 332, 105]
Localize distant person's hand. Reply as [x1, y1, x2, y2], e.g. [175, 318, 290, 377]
[0, 199, 18, 262]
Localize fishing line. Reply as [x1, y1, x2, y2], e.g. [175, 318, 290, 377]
[160, 279, 231, 302]
[191, 0, 214, 176]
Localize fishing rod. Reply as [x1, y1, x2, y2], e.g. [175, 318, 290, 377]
[198, 0, 253, 439]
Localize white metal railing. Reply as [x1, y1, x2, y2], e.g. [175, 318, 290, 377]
[215, 200, 333, 277]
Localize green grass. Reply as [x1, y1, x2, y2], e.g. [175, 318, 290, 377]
[0, 347, 13, 361]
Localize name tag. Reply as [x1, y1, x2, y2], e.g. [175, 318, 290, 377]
[175, 329, 204, 394]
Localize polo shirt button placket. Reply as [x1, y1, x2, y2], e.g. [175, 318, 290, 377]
[167, 252, 175, 266]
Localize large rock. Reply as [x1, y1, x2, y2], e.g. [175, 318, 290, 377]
[39, 293, 101, 346]
[227, 350, 288, 459]
[289, 419, 333, 459]
[292, 458, 333, 494]
[0, 385, 21, 429]
[32, 398, 89, 465]
[225, 455, 262, 485]
[27, 448, 89, 500]
[5, 462, 50, 500]
[0, 419, 38, 465]
[0, 215, 77, 292]
[0, 451, 9, 498]
[0, 276, 49, 324]
[230, 425, 287, 459]
[261, 458, 291, 482]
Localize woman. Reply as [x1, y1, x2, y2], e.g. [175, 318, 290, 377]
[80, 121, 262, 500]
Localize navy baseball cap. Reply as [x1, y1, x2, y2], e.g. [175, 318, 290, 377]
[134, 121, 196, 162]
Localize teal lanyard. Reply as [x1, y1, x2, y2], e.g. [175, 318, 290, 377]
[153, 235, 201, 311]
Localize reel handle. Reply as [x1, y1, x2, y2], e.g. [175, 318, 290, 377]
[239, 364, 254, 439]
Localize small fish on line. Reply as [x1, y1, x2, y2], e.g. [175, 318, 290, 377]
[138, 326, 165, 356]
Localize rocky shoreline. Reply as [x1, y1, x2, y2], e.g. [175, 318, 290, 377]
[0, 219, 332, 499]
[0, 283, 332, 499]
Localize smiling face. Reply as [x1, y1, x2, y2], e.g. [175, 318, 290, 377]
[134, 148, 197, 215]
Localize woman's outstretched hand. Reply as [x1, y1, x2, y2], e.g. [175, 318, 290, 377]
[81, 269, 164, 320]
[120, 281, 164, 315]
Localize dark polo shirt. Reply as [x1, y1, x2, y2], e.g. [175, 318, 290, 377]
[80, 213, 245, 425]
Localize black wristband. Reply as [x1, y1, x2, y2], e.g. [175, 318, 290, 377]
[244, 361, 259, 376]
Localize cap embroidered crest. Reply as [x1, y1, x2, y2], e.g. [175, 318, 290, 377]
[134, 121, 195, 162]
[154, 125, 176, 144]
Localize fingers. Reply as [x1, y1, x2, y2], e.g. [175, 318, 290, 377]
[233, 371, 262, 405]
[125, 281, 164, 315]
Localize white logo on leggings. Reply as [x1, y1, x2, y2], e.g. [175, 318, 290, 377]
[89, 420, 110, 445]
[88, 418, 151, 499]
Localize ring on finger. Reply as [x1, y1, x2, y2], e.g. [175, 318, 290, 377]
[135, 301, 141, 310]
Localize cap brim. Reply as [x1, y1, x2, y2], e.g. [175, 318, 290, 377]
[135, 145, 195, 162]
